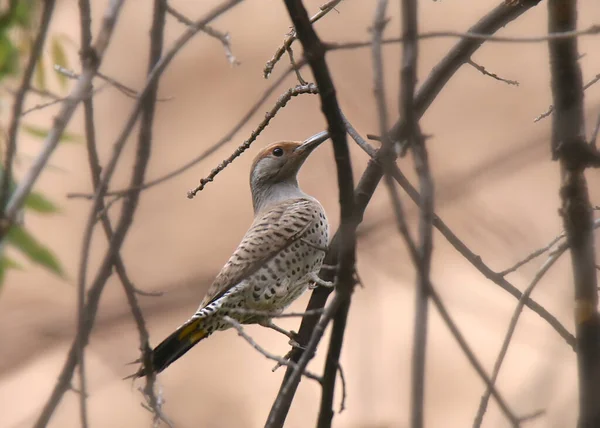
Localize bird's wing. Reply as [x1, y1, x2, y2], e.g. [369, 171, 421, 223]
[198, 197, 321, 308]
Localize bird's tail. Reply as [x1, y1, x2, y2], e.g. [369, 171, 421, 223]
[132, 317, 210, 378]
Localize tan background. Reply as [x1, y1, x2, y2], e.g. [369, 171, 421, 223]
[1, 0, 600, 427]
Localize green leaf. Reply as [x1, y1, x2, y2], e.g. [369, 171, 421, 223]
[0, 32, 18, 78]
[0, 255, 24, 289]
[2, 255, 23, 270]
[25, 191, 60, 214]
[34, 54, 46, 91]
[51, 36, 69, 90]
[13, 1, 34, 27]
[6, 225, 64, 277]
[21, 123, 83, 143]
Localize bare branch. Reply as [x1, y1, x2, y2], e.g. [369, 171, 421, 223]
[187, 83, 318, 197]
[166, 3, 239, 65]
[0, 0, 56, 218]
[268, 1, 357, 427]
[345, 117, 575, 349]
[591, 109, 600, 149]
[67, 63, 299, 200]
[2, 0, 125, 233]
[467, 59, 520, 86]
[534, 73, 600, 122]
[499, 232, 565, 276]
[548, 0, 600, 425]
[473, 239, 572, 428]
[263, 0, 343, 78]
[429, 284, 521, 426]
[33, 2, 244, 427]
[324, 24, 600, 51]
[54, 65, 173, 102]
[223, 316, 322, 382]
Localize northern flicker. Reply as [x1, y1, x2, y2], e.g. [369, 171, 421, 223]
[134, 131, 331, 377]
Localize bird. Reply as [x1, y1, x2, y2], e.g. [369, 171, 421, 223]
[133, 131, 332, 377]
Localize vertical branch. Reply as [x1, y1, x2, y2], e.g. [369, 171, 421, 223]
[0, 0, 56, 212]
[76, 2, 94, 424]
[132, 0, 167, 419]
[266, 1, 356, 427]
[548, 1, 600, 427]
[398, 1, 434, 428]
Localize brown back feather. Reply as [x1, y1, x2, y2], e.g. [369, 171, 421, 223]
[199, 197, 322, 308]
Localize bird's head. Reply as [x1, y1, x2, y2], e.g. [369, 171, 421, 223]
[249, 131, 329, 212]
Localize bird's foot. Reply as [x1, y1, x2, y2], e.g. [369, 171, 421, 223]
[308, 271, 335, 289]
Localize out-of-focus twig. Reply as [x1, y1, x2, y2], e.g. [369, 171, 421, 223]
[0, 0, 56, 221]
[33, 2, 243, 427]
[166, 3, 239, 65]
[473, 236, 577, 428]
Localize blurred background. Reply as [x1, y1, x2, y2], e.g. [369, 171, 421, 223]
[1, 0, 600, 427]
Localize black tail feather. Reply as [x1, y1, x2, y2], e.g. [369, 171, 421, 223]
[132, 318, 209, 378]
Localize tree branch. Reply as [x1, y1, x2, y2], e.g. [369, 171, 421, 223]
[266, 1, 356, 427]
[33, 2, 243, 426]
[547, 1, 600, 427]
[2, 0, 125, 233]
[0, 0, 56, 217]
[266, 1, 545, 425]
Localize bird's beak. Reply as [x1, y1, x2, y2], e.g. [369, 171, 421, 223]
[294, 131, 329, 156]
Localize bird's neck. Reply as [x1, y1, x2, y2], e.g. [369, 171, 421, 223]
[252, 178, 306, 214]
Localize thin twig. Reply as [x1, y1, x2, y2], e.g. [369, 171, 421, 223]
[589, 109, 600, 149]
[534, 73, 600, 122]
[54, 65, 173, 102]
[398, 0, 435, 426]
[429, 284, 521, 426]
[187, 82, 318, 197]
[263, 0, 343, 78]
[473, 242, 570, 428]
[325, 24, 600, 49]
[0, 0, 56, 220]
[166, 3, 239, 65]
[345, 117, 575, 349]
[268, 295, 343, 428]
[33, 2, 244, 427]
[67, 64, 299, 200]
[3, 0, 125, 232]
[500, 232, 565, 276]
[223, 316, 322, 382]
[337, 362, 347, 413]
[22, 84, 107, 116]
[467, 59, 519, 86]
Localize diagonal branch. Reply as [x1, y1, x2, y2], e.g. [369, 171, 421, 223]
[33, 2, 243, 427]
[2, 0, 124, 233]
[266, 1, 546, 426]
[266, 1, 356, 428]
[0, 0, 56, 216]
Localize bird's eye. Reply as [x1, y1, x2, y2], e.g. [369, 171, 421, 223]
[272, 147, 284, 157]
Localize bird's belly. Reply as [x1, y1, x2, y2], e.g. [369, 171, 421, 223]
[244, 238, 326, 312]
